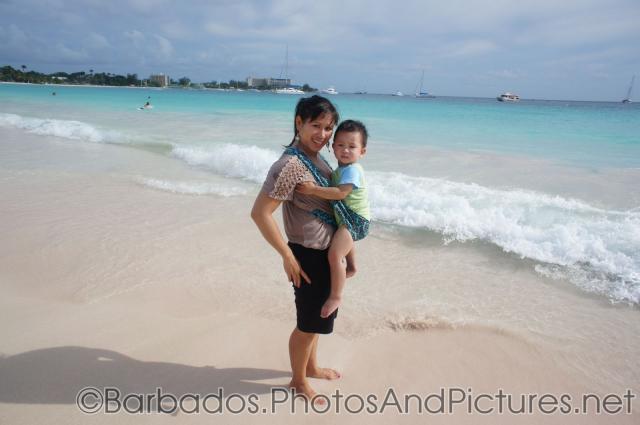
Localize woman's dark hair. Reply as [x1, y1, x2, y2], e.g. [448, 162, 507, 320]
[287, 95, 339, 146]
[334, 119, 369, 147]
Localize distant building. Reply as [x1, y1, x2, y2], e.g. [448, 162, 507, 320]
[247, 77, 291, 88]
[149, 73, 169, 87]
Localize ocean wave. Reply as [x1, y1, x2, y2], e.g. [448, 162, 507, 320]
[168, 143, 640, 304]
[0, 112, 121, 143]
[4, 116, 635, 305]
[368, 172, 640, 305]
[171, 144, 279, 183]
[137, 177, 248, 196]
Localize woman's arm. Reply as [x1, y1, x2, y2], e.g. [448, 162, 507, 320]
[296, 181, 352, 200]
[250, 191, 310, 287]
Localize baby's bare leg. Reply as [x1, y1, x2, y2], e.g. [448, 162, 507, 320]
[345, 247, 356, 278]
[323, 226, 353, 318]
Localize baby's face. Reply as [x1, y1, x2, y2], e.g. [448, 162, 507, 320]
[332, 131, 366, 165]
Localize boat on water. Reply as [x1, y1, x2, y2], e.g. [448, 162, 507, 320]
[275, 87, 305, 95]
[622, 75, 635, 103]
[497, 92, 520, 102]
[414, 71, 435, 98]
[393, 91, 404, 96]
[275, 45, 305, 95]
[321, 87, 338, 95]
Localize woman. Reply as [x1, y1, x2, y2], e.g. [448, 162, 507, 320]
[251, 95, 343, 401]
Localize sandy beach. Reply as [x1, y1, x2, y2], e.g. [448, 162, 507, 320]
[1, 127, 637, 424]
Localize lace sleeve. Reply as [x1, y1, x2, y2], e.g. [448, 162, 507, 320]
[269, 156, 312, 201]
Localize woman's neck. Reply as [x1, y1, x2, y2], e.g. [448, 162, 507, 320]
[294, 142, 318, 159]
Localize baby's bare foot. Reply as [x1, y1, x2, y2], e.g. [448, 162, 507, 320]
[320, 297, 341, 318]
[307, 367, 341, 380]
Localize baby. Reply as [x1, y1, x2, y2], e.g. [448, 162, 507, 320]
[297, 119, 370, 318]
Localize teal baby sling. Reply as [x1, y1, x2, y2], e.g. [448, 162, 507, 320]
[285, 147, 370, 241]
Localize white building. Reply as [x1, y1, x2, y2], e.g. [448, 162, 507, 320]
[149, 74, 169, 87]
[246, 77, 291, 88]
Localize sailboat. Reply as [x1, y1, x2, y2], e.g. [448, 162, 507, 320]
[622, 75, 635, 103]
[414, 70, 435, 98]
[275, 45, 304, 95]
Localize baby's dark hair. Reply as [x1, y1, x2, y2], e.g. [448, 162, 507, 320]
[287, 95, 339, 147]
[334, 119, 369, 147]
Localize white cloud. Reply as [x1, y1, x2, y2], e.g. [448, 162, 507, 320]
[161, 21, 193, 40]
[2, 0, 639, 99]
[0, 23, 28, 46]
[54, 42, 88, 62]
[85, 32, 110, 49]
[153, 34, 173, 60]
[514, 9, 640, 47]
[124, 29, 145, 47]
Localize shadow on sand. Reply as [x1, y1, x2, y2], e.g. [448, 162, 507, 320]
[0, 346, 289, 405]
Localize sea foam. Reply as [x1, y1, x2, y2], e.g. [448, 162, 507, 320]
[368, 171, 640, 304]
[138, 177, 248, 196]
[3, 113, 637, 304]
[0, 113, 121, 143]
[171, 144, 279, 183]
[168, 143, 640, 303]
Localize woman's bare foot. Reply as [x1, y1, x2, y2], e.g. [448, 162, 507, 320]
[288, 380, 326, 405]
[307, 367, 341, 380]
[320, 296, 341, 318]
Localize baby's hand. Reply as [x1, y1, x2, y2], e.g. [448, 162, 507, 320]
[296, 181, 316, 195]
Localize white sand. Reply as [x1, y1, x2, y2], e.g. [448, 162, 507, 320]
[0, 129, 637, 424]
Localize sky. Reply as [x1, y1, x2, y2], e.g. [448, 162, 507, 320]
[1, 0, 639, 101]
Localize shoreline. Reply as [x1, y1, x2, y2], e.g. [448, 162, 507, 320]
[2, 81, 634, 103]
[0, 81, 163, 90]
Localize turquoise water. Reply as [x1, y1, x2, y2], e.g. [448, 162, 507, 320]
[1, 82, 639, 305]
[2, 83, 639, 168]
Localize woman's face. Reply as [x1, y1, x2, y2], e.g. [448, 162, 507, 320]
[295, 114, 335, 156]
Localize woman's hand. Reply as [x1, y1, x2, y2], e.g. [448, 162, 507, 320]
[295, 181, 317, 195]
[283, 251, 311, 287]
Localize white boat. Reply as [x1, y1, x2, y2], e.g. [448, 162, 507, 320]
[275, 87, 305, 95]
[393, 91, 404, 96]
[275, 45, 305, 95]
[321, 87, 338, 95]
[622, 75, 635, 103]
[497, 92, 520, 102]
[414, 71, 435, 98]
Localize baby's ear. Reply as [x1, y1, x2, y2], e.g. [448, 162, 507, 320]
[361, 147, 367, 155]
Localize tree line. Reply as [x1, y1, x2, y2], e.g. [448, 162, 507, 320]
[1, 65, 317, 91]
[1, 65, 142, 86]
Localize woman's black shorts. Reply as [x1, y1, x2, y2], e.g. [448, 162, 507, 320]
[288, 242, 337, 334]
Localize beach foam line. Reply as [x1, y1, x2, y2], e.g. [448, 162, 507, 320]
[170, 143, 279, 183]
[2, 117, 636, 305]
[137, 177, 248, 196]
[0, 112, 122, 144]
[166, 143, 640, 304]
[368, 171, 640, 305]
